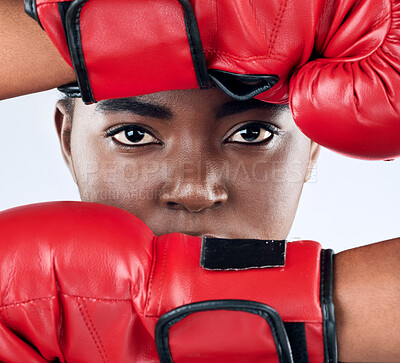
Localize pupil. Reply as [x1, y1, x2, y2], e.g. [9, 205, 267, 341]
[241, 126, 260, 141]
[126, 129, 145, 142]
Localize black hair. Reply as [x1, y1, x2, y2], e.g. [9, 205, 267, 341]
[58, 95, 75, 120]
[57, 94, 290, 121]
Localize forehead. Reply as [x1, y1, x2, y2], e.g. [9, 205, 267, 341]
[73, 88, 290, 120]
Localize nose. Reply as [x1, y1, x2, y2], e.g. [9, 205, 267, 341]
[159, 160, 228, 213]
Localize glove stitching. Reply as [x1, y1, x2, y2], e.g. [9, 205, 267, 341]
[204, 49, 287, 62]
[156, 236, 170, 316]
[77, 298, 108, 363]
[0, 295, 57, 309]
[1, 272, 13, 312]
[0, 295, 131, 308]
[213, 0, 218, 48]
[268, 0, 288, 58]
[144, 236, 158, 315]
[60, 293, 131, 303]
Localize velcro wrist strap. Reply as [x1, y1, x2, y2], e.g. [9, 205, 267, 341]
[145, 238, 337, 362]
[25, 0, 280, 104]
[25, 0, 210, 104]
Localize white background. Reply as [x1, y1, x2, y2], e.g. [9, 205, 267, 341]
[1, 89, 399, 252]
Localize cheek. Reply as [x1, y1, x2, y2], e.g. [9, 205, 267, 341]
[230, 165, 305, 238]
[71, 124, 164, 212]
[228, 139, 310, 238]
[77, 158, 165, 210]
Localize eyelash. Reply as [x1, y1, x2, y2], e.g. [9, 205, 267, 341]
[225, 122, 280, 145]
[105, 122, 280, 148]
[105, 124, 160, 148]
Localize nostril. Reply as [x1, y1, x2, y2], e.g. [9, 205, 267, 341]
[166, 202, 180, 209]
[166, 200, 223, 212]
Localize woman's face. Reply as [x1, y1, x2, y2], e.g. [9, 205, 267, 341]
[55, 88, 319, 239]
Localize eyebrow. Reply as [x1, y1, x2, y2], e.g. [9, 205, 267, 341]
[95, 98, 173, 119]
[95, 96, 287, 120]
[216, 99, 286, 119]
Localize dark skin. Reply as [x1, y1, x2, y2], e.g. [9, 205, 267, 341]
[55, 90, 400, 362]
[1, 1, 399, 360]
[55, 89, 319, 239]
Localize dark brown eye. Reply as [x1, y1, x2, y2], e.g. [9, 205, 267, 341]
[111, 126, 158, 146]
[228, 124, 274, 144]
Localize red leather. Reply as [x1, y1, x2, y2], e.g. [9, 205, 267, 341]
[31, 0, 400, 160]
[0, 202, 327, 362]
[290, 0, 400, 160]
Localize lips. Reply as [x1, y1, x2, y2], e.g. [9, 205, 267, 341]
[143, 216, 240, 239]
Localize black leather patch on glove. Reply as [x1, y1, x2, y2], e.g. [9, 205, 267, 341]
[200, 237, 286, 270]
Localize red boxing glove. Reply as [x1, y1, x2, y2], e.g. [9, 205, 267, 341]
[25, 0, 400, 160]
[0, 202, 336, 362]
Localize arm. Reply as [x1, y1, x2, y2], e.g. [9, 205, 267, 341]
[0, 0, 75, 100]
[334, 238, 400, 362]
